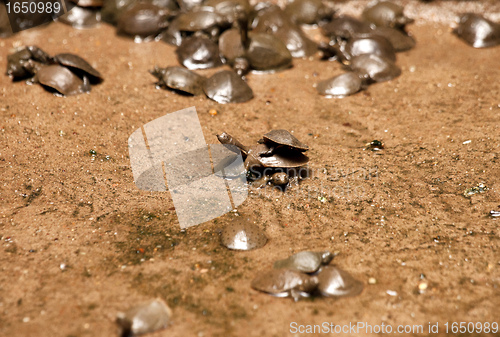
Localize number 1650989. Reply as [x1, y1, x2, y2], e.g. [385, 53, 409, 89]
[6, 1, 61, 14]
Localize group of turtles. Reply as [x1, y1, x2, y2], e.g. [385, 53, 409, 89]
[252, 250, 364, 301]
[5, 45, 103, 96]
[217, 129, 310, 189]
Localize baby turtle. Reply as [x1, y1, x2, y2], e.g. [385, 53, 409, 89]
[252, 6, 317, 58]
[366, 26, 416, 52]
[176, 8, 229, 37]
[274, 251, 334, 273]
[58, 6, 101, 29]
[203, 70, 253, 103]
[220, 219, 268, 250]
[217, 132, 309, 170]
[260, 129, 309, 153]
[246, 33, 293, 72]
[284, 0, 334, 26]
[218, 28, 246, 65]
[117, 3, 169, 41]
[203, 0, 252, 24]
[53, 53, 102, 83]
[316, 266, 364, 297]
[116, 298, 172, 336]
[350, 53, 401, 83]
[321, 15, 372, 41]
[340, 35, 396, 63]
[35, 65, 91, 96]
[149, 66, 206, 95]
[6, 46, 52, 79]
[0, 2, 14, 38]
[317, 72, 364, 98]
[453, 13, 500, 48]
[101, 0, 135, 25]
[251, 269, 319, 301]
[176, 35, 223, 70]
[362, 1, 413, 30]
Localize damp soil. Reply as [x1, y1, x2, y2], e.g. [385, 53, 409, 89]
[1, 2, 499, 337]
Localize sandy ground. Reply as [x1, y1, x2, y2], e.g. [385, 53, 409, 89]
[1, 1, 500, 336]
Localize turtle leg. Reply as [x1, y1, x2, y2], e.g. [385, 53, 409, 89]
[81, 76, 91, 93]
[259, 145, 275, 157]
[290, 289, 301, 302]
[252, 175, 270, 188]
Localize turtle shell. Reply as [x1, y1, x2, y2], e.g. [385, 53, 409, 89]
[316, 266, 364, 297]
[262, 129, 309, 152]
[251, 269, 319, 298]
[53, 53, 102, 82]
[150, 66, 205, 95]
[36, 65, 91, 96]
[203, 70, 253, 103]
[220, 220, 267, 250]
[246, 143, 309, 168]
[274, 251, 333, 273]
[453, 13, 500, 49]
[317, 72, 363, 98]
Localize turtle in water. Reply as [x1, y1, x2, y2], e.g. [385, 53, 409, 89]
[216, 132, 309, 171]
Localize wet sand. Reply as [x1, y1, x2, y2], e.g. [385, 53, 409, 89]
[1, 1, 499, 336]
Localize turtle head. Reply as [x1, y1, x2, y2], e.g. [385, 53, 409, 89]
[217, 132, 249, 155]
[216, 132, 232, 145]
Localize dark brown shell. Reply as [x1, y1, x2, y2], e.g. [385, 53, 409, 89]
[176, 36, 223, 70]
[252, 6, 317, 58]
[284, 0, 334, 25]
[350, 53, 401, 83]
[58, 6, 101, 29]
[176, 9, 224, 32]
[36, 65, 90, 96]
[366, 27, 416, 52]
[362, 1, 413, 29]
[321, 15, 372, 40]
[246, 33, 293, 71]
[247, 144, 309, 168]
[203, 70, 253, 103]
[219, 28, 245, 65]
[117, 3, 168, 40]
[54, 53, 102, 82]
[203, 0, 252, 24]
[262, 130, 309, 151]
[149, 66, 206, 95]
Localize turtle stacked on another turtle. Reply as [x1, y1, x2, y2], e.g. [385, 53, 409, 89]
[251, 250, 364, 301]
[216, 129, 310, 188]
